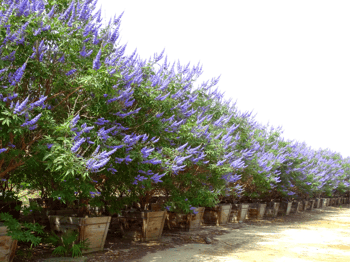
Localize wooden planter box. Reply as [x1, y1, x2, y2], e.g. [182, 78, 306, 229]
[302, 200, 309, 211]
[278, 202, 292, 216]
[314, 199, 321, 208]
[165, 207, 205, 231]
[203, 204, 232, 226]
[48, 215, 111, 253]
[229, 203, 249, 223]
[290, 201, 301, 213]
[0, 223, 17, 262]
[337, 197, 341, 206]
[265, 202, 280, 217]
[247, 203, 266, 220]
[118, 210, 167, 241]
[329, 198, 334, 206]
[308, 200, 315, 210]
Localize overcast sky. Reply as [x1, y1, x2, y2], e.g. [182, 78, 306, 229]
[96, 0, 350, 158]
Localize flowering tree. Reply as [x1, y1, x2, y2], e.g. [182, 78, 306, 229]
[1, 0, 349, 224]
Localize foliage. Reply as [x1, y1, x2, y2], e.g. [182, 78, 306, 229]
[44, 229, 91, 258]
[0, 212, 45, 247]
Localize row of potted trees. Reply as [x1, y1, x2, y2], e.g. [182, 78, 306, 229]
[1, 0, 350, 260]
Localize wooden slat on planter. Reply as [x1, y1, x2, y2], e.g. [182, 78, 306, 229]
[265, 202, 280, 217]
[0, 224, 17, 262]
[120, 211, 167, 241]
[247, 203, 266, 220]
[203, 204, 232, 226]
[229, 204, 249, 223]
[48, 216, 111, 253]
[278, 202, 292, 216]
[308, 200, 315, 210]
[165, 207, 205, 231]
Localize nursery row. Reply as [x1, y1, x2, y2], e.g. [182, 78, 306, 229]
[0, 195, 348, 261]
[1, 1, 350, 260]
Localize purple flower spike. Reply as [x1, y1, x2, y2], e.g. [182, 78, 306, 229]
[66, 69, 77, 76]
[70, 114, 80, 127]
[0, 148, 8, 154]
[11, 62, 27, 86]
[93, 49, 102, 70]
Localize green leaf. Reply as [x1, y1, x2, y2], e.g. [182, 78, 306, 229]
[54, 165, 62, 171]
[42, 153, 53, 161]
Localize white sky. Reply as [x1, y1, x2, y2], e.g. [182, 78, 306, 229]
[96, 0, 350, 158]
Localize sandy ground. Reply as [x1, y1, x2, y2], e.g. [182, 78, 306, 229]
[131, 205, 350, 262]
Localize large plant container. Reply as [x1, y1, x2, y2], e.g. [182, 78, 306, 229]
[314, 198, 321, 208]
[291, 201, 301, 213]
[278, 202, 292, 216]
[308, 200, 315, 211]
[329, 198, 335, 206]
[118, 210, 167, 241]
[337, 197, 341, 206]
[247, 203, 266, 220]
[342, 197, 346, 205]
[302, 200, 309, 211]
[203, 204, 232, 225]
[0, 201, 22, 220]
[229, 203, 249, 223]
[0, 223, 17, 262]
[265, 202, 280, 217]
[48, 215, 111, 253]
[165, 207, 205, 231]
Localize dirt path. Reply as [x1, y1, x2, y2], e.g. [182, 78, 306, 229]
[130, 205, 350, 262]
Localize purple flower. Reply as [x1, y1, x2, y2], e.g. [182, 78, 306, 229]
[70, 114, 80, 127]
[0, 148, 8, 154]
[66, 69, 77, 76]
[71, 137, 86, 153]
[47, 143, 54, 149]
[133, 175, 147, 185]
[13, 95, 30, 114]
[141, 146, 154, 158]
[155, 92, 171, 101]
[150, 173, 166, 183]
[11, 62, 27, 86]
[48, 5, 55, 18]
[90, 157, 111, 172]
[93, 49, 102, 70]
[29, 95, 48, 110]
[156, 112, 164, 118]
[21, 113, 42, 127]
[58, 55, 65, 63]
[189, 207, 199, 215]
